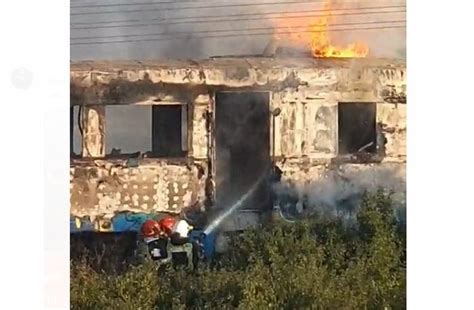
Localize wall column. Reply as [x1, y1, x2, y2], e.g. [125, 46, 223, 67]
[82, 105, 105, 157]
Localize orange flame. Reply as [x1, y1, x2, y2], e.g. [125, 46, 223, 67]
[272, 1, 369, 58]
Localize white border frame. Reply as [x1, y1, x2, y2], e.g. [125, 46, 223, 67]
[2, 0, 474, 308]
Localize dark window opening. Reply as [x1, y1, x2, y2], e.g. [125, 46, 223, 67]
[104, 105, 188, 158]
[70, 106, 82, 157]
[152, 105, 188, 158]
[338, 102, 376, 154]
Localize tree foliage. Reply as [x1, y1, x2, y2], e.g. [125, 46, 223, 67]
[71, 190, 406, 309]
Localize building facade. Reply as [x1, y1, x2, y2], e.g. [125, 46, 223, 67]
[70, 57, 406, 232]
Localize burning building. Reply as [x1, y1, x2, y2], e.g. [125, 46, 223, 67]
[70, 52, 406, 233]
[70, 3, 406, 232]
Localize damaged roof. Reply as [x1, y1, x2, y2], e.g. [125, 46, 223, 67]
[71, 57, 405, 85]
[70, 57, 406, 105]
[71, 57, 405, 72]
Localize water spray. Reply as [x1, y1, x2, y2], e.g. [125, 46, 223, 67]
[203, 108, 281, 235]
[203, 173, 267, 235]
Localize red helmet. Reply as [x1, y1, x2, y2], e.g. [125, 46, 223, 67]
[140, 219, 161, 237]
[159, 216, 177, 235]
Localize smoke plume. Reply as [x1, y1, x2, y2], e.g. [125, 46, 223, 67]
[71, 0, 406, 60]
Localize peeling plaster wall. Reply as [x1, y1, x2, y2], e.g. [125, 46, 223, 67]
[272, 95, 406, 160]
[82, 106, 105, 157]
[70, 57, 406, 229]
[70, 58, 405, 105]
[191, 96, 211, 160]
[70, 160, 206, 230]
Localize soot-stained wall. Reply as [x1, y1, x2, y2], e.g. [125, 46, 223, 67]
[70, 57, 406, 231]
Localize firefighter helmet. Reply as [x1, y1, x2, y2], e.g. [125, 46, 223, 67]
[140, 219, 161, 237]
[159, 216, 177, 235]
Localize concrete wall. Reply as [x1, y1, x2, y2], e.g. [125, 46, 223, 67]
[70, 160, 206, 228]
[70, 58, 406, 231]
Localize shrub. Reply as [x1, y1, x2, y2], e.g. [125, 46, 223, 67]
[71, 190, 406, 309]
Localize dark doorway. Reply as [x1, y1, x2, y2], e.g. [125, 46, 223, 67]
[215, 92, 271, 211]
[338, 102, 377, 154]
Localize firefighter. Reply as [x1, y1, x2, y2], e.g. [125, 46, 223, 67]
[135, 219, 170, 265]
[158, 216, 192, 244]
[159, 216, 200, 269]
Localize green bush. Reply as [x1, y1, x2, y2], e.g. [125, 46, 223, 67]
[71, 190, 406, 309]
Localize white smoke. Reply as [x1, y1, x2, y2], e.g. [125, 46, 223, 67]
[272, 165, 406, 224]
